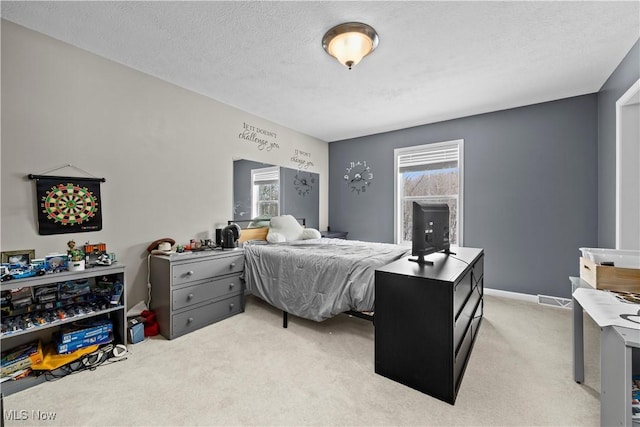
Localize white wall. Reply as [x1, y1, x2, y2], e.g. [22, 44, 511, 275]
[617, 101, 639, 249]
[1, 20, 328, 308]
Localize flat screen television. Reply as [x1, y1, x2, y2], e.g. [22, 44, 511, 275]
[409, 202, 453, 265]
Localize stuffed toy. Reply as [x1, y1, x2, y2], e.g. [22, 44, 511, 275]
[266, 215, 321, 243]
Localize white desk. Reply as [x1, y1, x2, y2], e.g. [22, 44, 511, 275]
[571, 277, 640, 426]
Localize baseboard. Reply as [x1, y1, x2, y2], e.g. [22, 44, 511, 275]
[484, 287, 538, 303]
[484, 288, 572, 309]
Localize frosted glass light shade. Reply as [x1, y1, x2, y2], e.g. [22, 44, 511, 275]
[322, 22, 379, 70]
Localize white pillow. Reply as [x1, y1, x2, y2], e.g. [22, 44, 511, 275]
[300, 228, 321, 240]
[266, 232, 287, 243]
[267, 215, 303, 243]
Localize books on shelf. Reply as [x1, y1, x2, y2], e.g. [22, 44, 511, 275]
[1, 340, 43, 377]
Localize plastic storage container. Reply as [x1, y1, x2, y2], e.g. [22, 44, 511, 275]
[579, 248, 640, 269]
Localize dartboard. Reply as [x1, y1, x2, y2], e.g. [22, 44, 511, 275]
[40, 183, 99, 225]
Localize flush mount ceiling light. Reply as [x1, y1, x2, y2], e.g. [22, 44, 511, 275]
[322, 22, 379, 70]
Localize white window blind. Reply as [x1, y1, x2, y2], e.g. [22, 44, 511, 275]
[252, 167, 279, 183]
[398, 146, 459, 171]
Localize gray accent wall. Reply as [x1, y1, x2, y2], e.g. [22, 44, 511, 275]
[597, 39, 640, 248]
[329, 95, 598, 298]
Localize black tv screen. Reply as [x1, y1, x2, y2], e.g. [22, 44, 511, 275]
[410, 202, 451, 265]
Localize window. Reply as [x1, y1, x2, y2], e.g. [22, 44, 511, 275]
[394, 140, 463, 245]
[251, 166, 280, 218]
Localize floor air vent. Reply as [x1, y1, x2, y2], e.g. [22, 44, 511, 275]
[537, 294, 572, 309]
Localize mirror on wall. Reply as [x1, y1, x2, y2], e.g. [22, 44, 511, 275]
[233, 159, 319, 229]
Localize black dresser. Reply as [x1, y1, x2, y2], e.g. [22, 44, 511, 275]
[374, 246, 484, 404]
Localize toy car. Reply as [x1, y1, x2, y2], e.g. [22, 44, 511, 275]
[96, 253, 113, 266]
[1, 263, 46, 282]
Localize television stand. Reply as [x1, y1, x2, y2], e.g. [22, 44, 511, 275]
[409, 255, 434, 266]
[408, 248, 456, 265]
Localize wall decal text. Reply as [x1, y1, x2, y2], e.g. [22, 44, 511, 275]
[239, 122, 280, 151]
[291, 149, 314, 169]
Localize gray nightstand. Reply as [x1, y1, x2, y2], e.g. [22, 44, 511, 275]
[149, 249, 244, 339]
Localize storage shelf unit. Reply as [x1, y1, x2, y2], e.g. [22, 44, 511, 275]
[150, 249, 245, 340]
[0, 264, 126, 396]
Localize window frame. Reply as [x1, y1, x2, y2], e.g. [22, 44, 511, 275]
[251, 166, 280, 219]
[393, 139, 464, 246]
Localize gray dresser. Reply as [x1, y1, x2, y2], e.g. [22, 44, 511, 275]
[149, 249, 244, 339]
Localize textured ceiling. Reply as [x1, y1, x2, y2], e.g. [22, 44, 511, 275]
[2, 1, 639, 142]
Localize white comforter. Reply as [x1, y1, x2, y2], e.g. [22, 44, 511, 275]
[243, 238, 410, 321]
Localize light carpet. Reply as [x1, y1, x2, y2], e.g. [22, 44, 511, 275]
[2, 294, 600, 426]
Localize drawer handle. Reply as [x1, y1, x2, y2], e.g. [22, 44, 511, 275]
[229, 283, 235, 289]
[229, 303, 234, 310]
[230, 262, 236, 268]
[187, 293, 194, 300]
[187, 270, 194, 276]
[187, 317, 194, 323]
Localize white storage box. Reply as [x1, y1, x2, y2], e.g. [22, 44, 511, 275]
[579, 248, 640, 293]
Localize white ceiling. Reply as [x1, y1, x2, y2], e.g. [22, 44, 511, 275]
[2, 1, 639, 142]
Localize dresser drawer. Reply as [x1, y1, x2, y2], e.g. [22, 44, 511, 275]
[453, 270, 472, 318]
[453, 284, 482, 352]
[172, 274, 242, 311]
[454, 320, 473, 389]
[472, 255, 484, 285]
[471, 299, 483, 338]
[172, 254, 244, 285]
[172, 294, 243, 338]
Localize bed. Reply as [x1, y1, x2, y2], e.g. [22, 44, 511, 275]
[237, 215, 411, 326]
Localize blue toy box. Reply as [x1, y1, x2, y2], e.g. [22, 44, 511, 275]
[59, 319, 113, 344]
